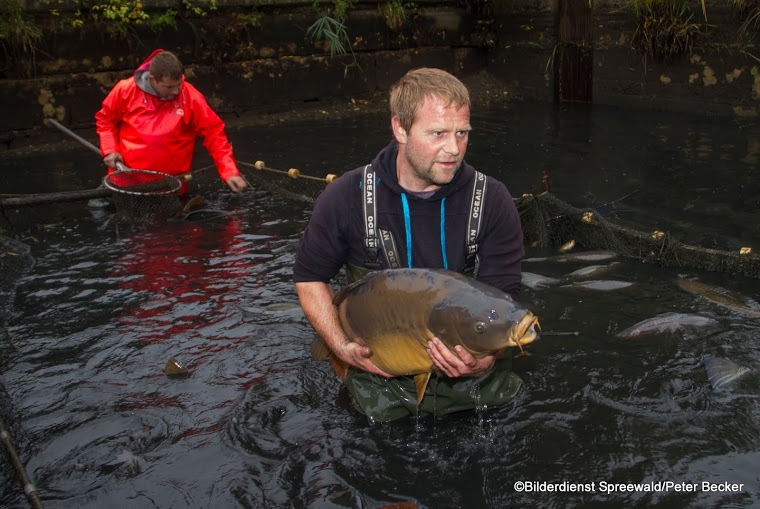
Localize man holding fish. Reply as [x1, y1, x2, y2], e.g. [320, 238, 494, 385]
[294, 68, 534, 422]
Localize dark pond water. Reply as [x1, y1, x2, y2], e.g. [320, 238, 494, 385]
[1, 101, 760, 508]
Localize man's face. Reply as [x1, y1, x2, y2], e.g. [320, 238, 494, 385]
[393, 95, 471, 193]
[149, 75, 182, 100]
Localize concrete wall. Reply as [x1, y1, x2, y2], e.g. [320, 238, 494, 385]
[3, 0, 760, 148]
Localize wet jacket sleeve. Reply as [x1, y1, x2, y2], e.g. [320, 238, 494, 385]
[95, 80, 128, 157]
[476, 179, 524, 300]
[185, 83, 240, 182]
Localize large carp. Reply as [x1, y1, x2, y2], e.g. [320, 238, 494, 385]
[311, 268, 540, 406]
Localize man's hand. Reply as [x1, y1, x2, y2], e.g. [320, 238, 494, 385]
[103, 153, 125, 169]
[336, 341, 393, 378]
[427, 337, 499, 378]
[225, 175, 248, 193]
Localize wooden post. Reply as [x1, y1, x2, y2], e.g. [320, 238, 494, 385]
[555, 0, 594, 103]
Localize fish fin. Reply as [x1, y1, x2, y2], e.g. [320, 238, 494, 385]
[328, 354, 350, 380]
[704, 357, 751, 390]
[182, 195, 205, 214]
[311, 337, 350, 380]
[413, 372, 432, 407]
[310, 336, 331, 360]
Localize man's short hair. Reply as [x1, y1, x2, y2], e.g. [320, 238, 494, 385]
[149, 51, 183, 81]
[389, 68, 470, 132]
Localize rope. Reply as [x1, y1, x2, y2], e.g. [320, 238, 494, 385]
[238, 160, 338, 184]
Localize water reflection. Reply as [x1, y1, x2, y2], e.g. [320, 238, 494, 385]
[1, 102, 760, 508]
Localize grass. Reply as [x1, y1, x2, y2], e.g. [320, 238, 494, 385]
[630, 0, 704, 62]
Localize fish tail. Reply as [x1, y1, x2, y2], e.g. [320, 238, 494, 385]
[413, 372, 432, 407]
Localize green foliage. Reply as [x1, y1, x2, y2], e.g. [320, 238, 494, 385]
[91, 0, 150, 36]
[629, 0, 703, 61]
[378, 0, 408, 31]
[234, 11, 263, 29]
[0, 0, 43, 77]
[39, 0, 214, 36]
[307, 0, 353, 56]
[182, 0, 217, 17]
[306, 15, 349, 56]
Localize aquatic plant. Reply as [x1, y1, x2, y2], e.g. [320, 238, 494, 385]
[629, 0, 704, 62]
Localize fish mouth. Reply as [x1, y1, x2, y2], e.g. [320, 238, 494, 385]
[507, 312, 540, 355]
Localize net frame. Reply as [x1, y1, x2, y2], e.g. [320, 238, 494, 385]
[103, 169, 183, 221]
[103, 169, 183, 196]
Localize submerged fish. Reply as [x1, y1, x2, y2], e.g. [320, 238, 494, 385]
[182, 209, 233, 221]
[675, 278, 760, 318]
[562, 280, 633, 291]
[559, 239, 576, 253]
[311, 268, 540, 406]
[616, 312, 719, 338]
[524, 250, 618, 264]
[703, 357, 751, 390]
[562, 263, 619, 280]
[521, 271, 560, 290]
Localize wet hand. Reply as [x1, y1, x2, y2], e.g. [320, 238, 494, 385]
[103, 153, 124, 169]
[427, 337, 496, 378]
[339, 341, 393, 378]
[225, 175, 248, 193]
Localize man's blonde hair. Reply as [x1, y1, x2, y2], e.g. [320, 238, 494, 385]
[150, 51, 183, 81]
[389, 68, 470, 132]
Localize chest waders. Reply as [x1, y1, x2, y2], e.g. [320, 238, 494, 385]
[343, 165, 522, 422]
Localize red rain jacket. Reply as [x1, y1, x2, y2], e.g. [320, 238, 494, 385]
[95, 49, 240, 184]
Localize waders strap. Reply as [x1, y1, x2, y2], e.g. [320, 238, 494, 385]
[463, 170, 487, 277]
[362, 165, 381, 269]
[378, 229, 400, 268]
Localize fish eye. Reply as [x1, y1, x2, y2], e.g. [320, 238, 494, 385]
[474, 321, 487, 334]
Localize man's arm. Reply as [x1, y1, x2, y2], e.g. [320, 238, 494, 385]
[186, 83, 246, 192]
[295, 281, 392, 378]
[95, 82, 125, 165]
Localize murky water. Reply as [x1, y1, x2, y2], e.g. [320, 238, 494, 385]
[2, 102, 760, 508]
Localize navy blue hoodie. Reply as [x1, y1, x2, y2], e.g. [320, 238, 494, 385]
[294, 141, 524, 299]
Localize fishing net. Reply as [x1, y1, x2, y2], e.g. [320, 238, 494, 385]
[236, 166, 760, 279]
[239, 161, 336, 202]
[516, 192, 760, 278]
[103, 169, 183, 221]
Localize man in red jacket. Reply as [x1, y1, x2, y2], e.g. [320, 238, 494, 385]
[95, 49, 247, 194]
